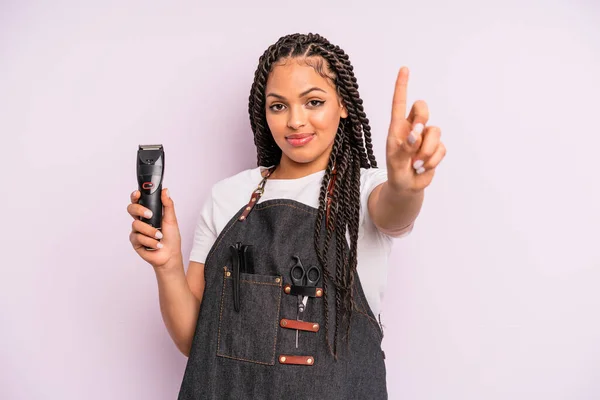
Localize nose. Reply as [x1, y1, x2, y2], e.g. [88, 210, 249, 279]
[287, 107, 307, 130]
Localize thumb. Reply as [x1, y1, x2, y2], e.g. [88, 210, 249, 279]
[161, 188, 178, 225]
[390, 121, 424, 166]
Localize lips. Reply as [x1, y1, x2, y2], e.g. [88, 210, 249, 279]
[286, 133, 315, 147]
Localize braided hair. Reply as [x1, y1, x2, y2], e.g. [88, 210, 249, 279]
[248, 33, 378, 358]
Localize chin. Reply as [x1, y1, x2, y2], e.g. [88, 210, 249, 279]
[283, 153, 318, 164]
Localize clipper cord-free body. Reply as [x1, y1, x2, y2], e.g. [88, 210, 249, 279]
[137, 144, 164, 238]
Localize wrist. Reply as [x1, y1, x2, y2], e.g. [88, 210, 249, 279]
[154, 253, 184, 276]
[384, 180, 424, 200]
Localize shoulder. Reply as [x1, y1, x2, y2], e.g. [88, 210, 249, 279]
[200, 166, 269, 233]
[210, 166, 265, 199]
[359, 167, 388, 197]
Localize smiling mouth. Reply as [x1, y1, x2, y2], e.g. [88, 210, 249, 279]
[286, 133, 314, 139]
[286, 133, 315, 147]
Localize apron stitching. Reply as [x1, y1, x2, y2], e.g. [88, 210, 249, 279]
[255, 203, 317, 215]
[271, 277, 283, 365]
[216, 271, 228, 355]
[215, 354, 275, 366]
[354, 290, 384, 339]
[225, 278, 282, 287]
[355, 307, 384, 339]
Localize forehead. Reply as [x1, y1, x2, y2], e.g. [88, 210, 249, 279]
[265, 57, 336, 94]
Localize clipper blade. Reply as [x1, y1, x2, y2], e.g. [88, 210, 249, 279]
[139, 144, 163, 151]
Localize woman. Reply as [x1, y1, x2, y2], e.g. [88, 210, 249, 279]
[127, 32, 445, 399]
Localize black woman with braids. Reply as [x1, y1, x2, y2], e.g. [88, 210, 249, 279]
[127, 32, 446, 399]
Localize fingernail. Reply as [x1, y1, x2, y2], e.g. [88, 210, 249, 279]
[144, 210, 153, 219]
[156, 242, 163, 249]
[131, 190, 137, 197]
[413, 160, 424, 169]
[416, 167, 426, 174]
[155, 230, 163, 239]
[412, 123, 424, 135]
[166, 189, 170, 198]
[407, 133, 417, 145]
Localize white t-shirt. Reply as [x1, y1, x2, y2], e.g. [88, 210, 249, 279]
[189, 166, 413, 317]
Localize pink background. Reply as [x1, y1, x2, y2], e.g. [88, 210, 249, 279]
[2, 1, 599, 399]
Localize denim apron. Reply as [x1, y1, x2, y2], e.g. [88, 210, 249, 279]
[178, 168, 387, 399]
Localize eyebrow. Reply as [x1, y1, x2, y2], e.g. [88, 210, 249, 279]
[266, 87, 327, 100]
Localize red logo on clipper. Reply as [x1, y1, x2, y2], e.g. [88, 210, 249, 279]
[142, 182, 154, 189]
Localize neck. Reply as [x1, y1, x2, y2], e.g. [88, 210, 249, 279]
[270, 152, 331, 180]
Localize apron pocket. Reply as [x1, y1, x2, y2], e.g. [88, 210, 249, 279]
[216, 267, 283, 365]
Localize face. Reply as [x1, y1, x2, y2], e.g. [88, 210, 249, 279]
[264, 57, 348, 170]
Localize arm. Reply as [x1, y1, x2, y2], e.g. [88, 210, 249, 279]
[157, 180, 216, 356]
[368, 183, 423, 236]
[375, 66, 445, 233]
[154, 258, 205, 357]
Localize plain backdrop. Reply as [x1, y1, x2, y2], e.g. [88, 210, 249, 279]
[1, 0, 599, 399]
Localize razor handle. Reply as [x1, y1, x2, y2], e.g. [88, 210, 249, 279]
[137, 144, 164, 232]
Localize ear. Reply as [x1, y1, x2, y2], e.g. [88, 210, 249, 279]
[339, 101, 348, 118]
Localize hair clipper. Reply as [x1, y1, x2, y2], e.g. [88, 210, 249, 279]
[137, 144, 165, 235]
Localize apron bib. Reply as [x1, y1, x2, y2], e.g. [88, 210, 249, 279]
[178, 168, 387, 399]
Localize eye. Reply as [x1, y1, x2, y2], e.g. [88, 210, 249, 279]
[308, 100, 325, 107]
[269, 104, 286, 112]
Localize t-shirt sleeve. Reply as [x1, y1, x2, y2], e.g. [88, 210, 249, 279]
[360, 167, 414, 239]
[189, 186, 218, 264]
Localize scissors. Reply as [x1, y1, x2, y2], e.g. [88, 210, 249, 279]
[290, 256, 320, 348]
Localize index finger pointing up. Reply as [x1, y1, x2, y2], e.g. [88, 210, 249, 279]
[390, 66, 409, 132]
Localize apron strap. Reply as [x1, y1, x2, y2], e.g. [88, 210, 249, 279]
[238, 166, 276, 221]
[238, 164, 337, 227]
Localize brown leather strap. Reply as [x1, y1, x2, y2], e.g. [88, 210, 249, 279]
[238, 166, 276, 222]
[280, 319, 320, 332]
[278, 355, 315, 366]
